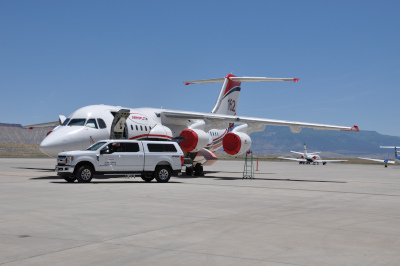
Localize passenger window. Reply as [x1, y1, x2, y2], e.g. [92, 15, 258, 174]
[97, 119, 107, 129]
[109, 143, 122, 153]
[86, 119, 98, 129]
[131, 125, 133, 131]
[140, 126, 143, 131]
[122, 143, 140, 152]
[136, 125, 138, 131]
[147, 144, 177, 152]
[145, 126, 147, 131]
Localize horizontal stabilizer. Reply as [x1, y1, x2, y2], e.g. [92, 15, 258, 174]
[184, 76, 299, 85]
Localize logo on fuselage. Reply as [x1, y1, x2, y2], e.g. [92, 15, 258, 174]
[129, 113, 149, 125]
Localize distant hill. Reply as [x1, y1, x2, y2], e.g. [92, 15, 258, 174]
[0, 124, 52, 144]
[1, 123, 399, 158]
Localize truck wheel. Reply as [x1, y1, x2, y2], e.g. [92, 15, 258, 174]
[76, 165, 94, 183]
[141, 174, 154, 183]
[154, 166, 171, 183]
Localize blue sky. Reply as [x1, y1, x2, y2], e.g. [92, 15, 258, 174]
[1, 0, 399, 136]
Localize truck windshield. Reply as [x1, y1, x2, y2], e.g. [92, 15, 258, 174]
[87, 142, 107, 151]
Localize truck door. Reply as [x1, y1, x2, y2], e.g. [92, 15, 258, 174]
[98, 142, 125, 172]
[120, 142, 144, 172]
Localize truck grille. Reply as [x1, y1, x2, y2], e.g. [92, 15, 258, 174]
[57, 156, 67, 165]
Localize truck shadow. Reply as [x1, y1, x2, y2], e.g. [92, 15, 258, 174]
[16, 167, 54, 172]
[50, 181, 182, 184]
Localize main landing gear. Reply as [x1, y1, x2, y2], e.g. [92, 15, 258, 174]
[185, 163, 204, 176]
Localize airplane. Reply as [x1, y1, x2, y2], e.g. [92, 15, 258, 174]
[34, 74, 359, 176]
[278, 143, 348, 165]
[358, 146, 400, 167]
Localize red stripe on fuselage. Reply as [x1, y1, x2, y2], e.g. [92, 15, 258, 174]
[129, 134, 173, 140]
[207, 129, 228, 152]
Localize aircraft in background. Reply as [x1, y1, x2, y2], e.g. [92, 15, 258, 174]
[358, 146, 400, 167]
[31, 74, 358, 175]
[278, 143, 348, 165]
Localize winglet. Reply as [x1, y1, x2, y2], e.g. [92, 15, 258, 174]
[341, 125, 359, 132]
[294, 78, 299, 82]
[185, 82, 190, 85]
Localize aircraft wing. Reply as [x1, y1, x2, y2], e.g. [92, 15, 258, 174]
[315, 159, 348, 163]
[358, 157, 395, 164]
[161, 110, 359, 132]
[278, 157, 307, 162]
[290, 151, 305, 155]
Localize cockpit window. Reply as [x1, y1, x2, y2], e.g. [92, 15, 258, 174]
[68, 119, 86, 126]
[86, 119, 98, 129]
[97, 119, 107, 129]
[62, 118, 70, 126]
[87, 141, 107, 151]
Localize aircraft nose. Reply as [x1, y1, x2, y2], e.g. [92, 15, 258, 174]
[40, 132, 66, 157]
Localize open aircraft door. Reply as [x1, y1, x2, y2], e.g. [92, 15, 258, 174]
[110, 109, 130, 139]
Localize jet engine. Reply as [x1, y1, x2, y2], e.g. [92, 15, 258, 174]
[222, 132, 251, 155]
[179, 129, 211, 152]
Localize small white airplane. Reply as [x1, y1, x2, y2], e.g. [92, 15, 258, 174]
[358, 146, 400, 167]
[32, 74, 358, 175]
[278, 143, 348, 165]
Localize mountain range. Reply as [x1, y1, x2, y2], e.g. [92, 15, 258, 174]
[249, 126, 400, 158]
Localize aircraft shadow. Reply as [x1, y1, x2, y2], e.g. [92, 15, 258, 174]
[205, 176, 346, 183]
[29, 173, 345, 184]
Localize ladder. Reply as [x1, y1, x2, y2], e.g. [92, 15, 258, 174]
[243, 150, 255, 179]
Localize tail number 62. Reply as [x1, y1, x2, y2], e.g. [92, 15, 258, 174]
[228, 99, 236, 112]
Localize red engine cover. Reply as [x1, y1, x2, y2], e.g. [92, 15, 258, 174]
[223, 132, 242, 155]
[179, 129, 198, 152]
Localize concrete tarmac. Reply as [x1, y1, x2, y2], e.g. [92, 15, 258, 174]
[1, 158, 400, 265]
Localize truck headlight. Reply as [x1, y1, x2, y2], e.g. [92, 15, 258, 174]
[66, 156, 74, 165]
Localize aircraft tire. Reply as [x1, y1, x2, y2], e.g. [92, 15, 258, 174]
[154, 166, 171, 183]
[194, 164, 204, 176]
[76, 165, 94, 183]
[186, 166, 194, 176]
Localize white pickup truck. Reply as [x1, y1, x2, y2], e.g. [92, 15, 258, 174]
[55, 140, 184, 183]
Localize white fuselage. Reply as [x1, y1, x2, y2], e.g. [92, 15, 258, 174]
[302, 153, 321, 163]
[40, 104, 228, 157]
